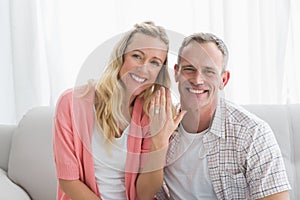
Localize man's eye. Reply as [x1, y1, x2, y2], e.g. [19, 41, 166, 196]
[203, 69, 216, 74]
[183, 67, 196, 72]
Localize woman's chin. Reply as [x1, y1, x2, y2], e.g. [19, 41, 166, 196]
[131, 84, 153, 96]
[132, 87, 147, 96]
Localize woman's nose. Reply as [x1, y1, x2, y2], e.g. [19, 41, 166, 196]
[136, 62, 147, 72]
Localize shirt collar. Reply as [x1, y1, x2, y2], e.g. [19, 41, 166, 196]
[208, 96, 226, 139]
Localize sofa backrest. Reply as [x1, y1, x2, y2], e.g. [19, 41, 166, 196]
[7, 106, 57, 200]
[243, 104, 300, 200]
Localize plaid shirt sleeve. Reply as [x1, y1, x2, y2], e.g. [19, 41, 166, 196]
[245, 122, 291, 199]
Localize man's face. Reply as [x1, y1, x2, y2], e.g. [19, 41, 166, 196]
[175, 41, 229, 112]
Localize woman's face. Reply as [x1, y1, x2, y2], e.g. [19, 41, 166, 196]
[118, 33, 168, 98]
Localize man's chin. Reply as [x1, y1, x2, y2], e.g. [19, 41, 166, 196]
[182, 101, 210, 111]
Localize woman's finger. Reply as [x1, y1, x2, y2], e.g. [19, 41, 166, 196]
[166, 89, 173, 118]
[154, 88, 161, 115]
[174, 110, 187, 127]
[160, 87, 166, 113]
[150, 97, 155, 116]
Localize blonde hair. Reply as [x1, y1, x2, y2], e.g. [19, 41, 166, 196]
[94, 21, 170, 142]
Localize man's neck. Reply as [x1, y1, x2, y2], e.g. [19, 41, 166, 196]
[181, 108, 214, 133]
[181, 99, 218, 134]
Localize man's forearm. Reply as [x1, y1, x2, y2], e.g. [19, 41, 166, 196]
[258, 190, 290, 200]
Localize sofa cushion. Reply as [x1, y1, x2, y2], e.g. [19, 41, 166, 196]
[7, 107, 57, 200]
[0, 168, 31, 200]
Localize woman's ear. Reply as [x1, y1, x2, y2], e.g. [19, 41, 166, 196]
[219, 70, 230, 90]
[174, 64, 180, 82]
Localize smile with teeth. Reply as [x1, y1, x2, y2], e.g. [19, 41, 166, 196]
[130, 73, 146, 83]
[188, 88, 207, 94]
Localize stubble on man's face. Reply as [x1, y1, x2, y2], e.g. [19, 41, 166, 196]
[176, 41, 224, 114]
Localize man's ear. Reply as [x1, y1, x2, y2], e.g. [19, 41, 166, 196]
[219, 70, 230, 90]
[174, 64, 179, 82]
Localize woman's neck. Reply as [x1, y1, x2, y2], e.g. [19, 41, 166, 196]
[121, 93, 136, 122]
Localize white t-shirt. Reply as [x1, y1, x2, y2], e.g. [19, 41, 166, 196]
[164, 124, 218, 199]
[92, 123, 128, 200]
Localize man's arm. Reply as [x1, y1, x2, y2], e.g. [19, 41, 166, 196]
[258, 190, 290, 200]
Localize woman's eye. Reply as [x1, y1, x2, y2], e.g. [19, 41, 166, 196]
[132, 54, 142, 60]
[150, 61, 161, 67]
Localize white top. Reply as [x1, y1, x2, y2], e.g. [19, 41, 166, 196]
[164, 124, 218, 199]
[92, 123, 128, 200]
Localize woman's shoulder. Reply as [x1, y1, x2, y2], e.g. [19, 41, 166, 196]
[56, 83, 96, 108]
[56, 88, 74, 108]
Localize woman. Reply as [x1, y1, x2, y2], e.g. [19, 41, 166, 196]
[53, 22, 184, 200]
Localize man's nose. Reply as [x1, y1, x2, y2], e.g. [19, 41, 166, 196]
[193, 71, 204, 85]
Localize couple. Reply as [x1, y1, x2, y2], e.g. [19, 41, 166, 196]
[53, 21, 291, 200]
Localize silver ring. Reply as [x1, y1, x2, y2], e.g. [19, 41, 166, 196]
[154, 109, 160, 114]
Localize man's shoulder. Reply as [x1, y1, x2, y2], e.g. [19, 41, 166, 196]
[222, 98, 268, 130]
[219, 99, 274, 145]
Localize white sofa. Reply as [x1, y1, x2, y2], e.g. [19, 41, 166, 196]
[0, 105, 299, 199]
[0, 107, 56, 200]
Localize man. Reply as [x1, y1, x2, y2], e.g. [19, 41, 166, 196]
[157, 33, 291, 199]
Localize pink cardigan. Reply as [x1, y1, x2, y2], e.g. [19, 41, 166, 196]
[53, 86, 151, 200]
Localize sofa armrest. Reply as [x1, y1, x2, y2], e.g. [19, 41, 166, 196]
[0, 168, 31, 199]
[7, 106, 57, 200]
[0, 125, 16, 171]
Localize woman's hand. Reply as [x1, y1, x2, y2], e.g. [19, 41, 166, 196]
[149, 87, 186, 150]
[135, 87, 185, 199]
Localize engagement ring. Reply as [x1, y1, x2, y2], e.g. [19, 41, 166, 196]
[155, 109, 160, 114]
